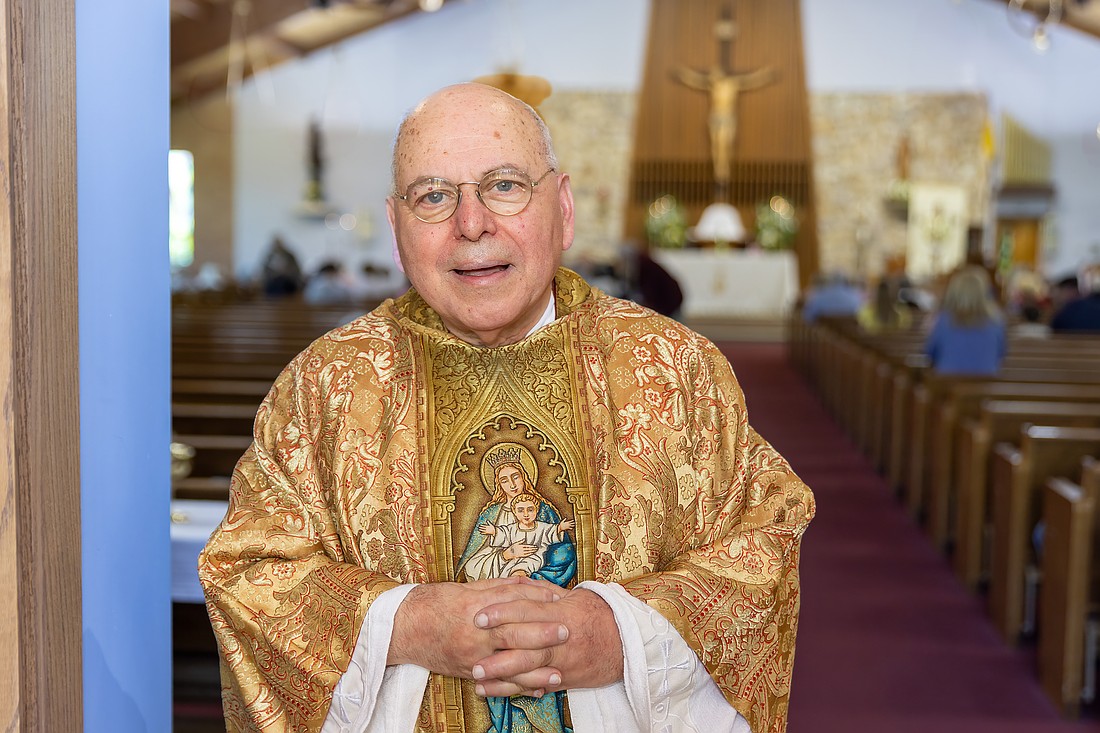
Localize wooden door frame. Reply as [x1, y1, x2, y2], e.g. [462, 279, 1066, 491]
[1, 0, 83, 730]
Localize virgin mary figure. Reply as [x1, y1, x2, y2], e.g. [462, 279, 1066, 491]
[456, 444, 577, 732]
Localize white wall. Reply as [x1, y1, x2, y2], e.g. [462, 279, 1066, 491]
[234, 0, 1099, 280]
[234, 0, 648, 281]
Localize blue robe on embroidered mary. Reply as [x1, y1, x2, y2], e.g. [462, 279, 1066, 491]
[457, 501, 577, 732]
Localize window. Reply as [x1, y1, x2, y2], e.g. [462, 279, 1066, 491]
[169, 149, 195, 268]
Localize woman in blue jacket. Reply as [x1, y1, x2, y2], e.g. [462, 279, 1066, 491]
[925, 266, 1006, 375]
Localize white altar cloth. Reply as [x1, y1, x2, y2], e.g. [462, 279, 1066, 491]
[171, 499, 228, 603]
[651, 249, 799, 318]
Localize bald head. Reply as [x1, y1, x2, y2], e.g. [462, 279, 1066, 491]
[391, 83, 558, 193]
[383, 82, 575, 348]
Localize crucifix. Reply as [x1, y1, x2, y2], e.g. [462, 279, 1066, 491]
[673, 1, 775, 196]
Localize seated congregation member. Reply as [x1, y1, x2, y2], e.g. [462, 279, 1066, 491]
[800, 271, 863, 323]
[1008, 296, 1051, 339]
[260, 234, 305, 297]
[925, 265, 1006, 375]
[1051, 262, 1100, 333]
[199, 83, 814, 733]
[1049, 273, 1081, 314]
[303, 260, 358, 306]
[857, 277, 912, 333]
[620, 240, 684, 318]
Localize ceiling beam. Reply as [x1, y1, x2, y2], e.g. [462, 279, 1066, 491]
[171, 0, 426, 105]
[170, 0, 210, 20]
[172, 33, 305, 104]
[171, 0, 313, 69]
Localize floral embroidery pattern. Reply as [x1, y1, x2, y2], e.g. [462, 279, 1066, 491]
[199, 270, 813, 733]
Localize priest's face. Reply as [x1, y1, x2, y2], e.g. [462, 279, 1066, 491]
[387, 83, 575, 347]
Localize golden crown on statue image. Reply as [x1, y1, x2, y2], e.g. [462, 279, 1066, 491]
[486, 446, 523, 468]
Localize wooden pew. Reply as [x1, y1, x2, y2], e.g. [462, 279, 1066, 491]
[172, 300, 361, 333]
[171, 378, 272, 406]
[173, 476, 232, 501]
[908, 380, 1100, 526]
[954, 401, 1100, 588]
[1038, 457, 1100, 717]
[172, 402, 257, 437]
[173, 361, 283, 381]
[174, 433, 252, 479]
[171, 345, 302, 366]
[988, 426, 1100, 642]
[799, 320, 1100, 555]
[806, 317, 1100, 487]
[863, 338, 924, 471]
[893, 366, 1100, 503]
[923, 385, 1100, 550]
[851, 331, 923, 456]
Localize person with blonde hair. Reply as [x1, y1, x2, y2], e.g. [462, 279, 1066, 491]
[925, 265, 1006, 375]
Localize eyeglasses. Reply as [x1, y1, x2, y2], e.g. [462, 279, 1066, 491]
[395, 167, 556, 224]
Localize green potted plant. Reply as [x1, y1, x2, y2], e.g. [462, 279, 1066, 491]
[755, 195, 799, 251]
[645, 194, 688, 249]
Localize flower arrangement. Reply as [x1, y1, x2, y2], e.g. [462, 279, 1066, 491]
[645, 194, 688, 249]
[755, 195, 799, 250]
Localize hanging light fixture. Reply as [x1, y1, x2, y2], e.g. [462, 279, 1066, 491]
[1007, 0, 1063, 52]
[1032, 23, 1051, 51]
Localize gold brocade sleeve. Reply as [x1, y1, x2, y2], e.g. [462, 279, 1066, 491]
[611, 335, 815, 733]
[198, 354, 399, 733]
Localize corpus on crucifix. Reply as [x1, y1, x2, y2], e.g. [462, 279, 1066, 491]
[673, 2, 775, 191]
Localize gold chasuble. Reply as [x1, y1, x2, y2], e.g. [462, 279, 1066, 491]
[200, 268, 814, 733]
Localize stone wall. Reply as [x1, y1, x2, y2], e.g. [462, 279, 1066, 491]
[810, 92, 988, 279]
[540, 91, 638, 265]
[542, 90, 989, 283]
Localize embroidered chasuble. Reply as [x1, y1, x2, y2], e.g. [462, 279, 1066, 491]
[200, 268, 814, 733]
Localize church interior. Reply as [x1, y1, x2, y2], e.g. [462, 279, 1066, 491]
[5, 0, 1100, 730]
[164, 1, 1100, 729]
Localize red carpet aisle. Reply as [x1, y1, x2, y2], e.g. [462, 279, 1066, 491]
[718, 342, 1098, 733]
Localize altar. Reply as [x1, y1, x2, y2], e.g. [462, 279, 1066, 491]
[651, 249, 800, 318]
[171, 499, 228, 603]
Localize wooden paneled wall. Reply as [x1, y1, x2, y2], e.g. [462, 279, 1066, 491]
[628, 0, 818, 284]
[1, 0, 83, 729]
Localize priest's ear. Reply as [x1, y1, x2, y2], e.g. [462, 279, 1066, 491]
[385, 197, 405, 274]
[556, 173, 575, 254]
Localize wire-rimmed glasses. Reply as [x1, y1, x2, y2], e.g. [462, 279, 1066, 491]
[395, 167, 556, 223]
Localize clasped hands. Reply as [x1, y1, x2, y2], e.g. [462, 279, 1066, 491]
[387, 577, 623, 698]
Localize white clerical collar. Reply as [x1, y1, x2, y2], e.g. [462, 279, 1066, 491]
[525, 292, 557, 338]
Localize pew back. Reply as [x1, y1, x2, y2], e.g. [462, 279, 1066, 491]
[1038, 467, 1097, 717]
[989, 426, 1100, 642]
[955, 402, 1100, 587]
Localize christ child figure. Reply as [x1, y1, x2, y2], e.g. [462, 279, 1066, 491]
[479, 491, 575, 578]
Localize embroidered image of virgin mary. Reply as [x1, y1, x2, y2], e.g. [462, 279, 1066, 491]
[457, 444, 577, 586]
[456, 444, 577, 732]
